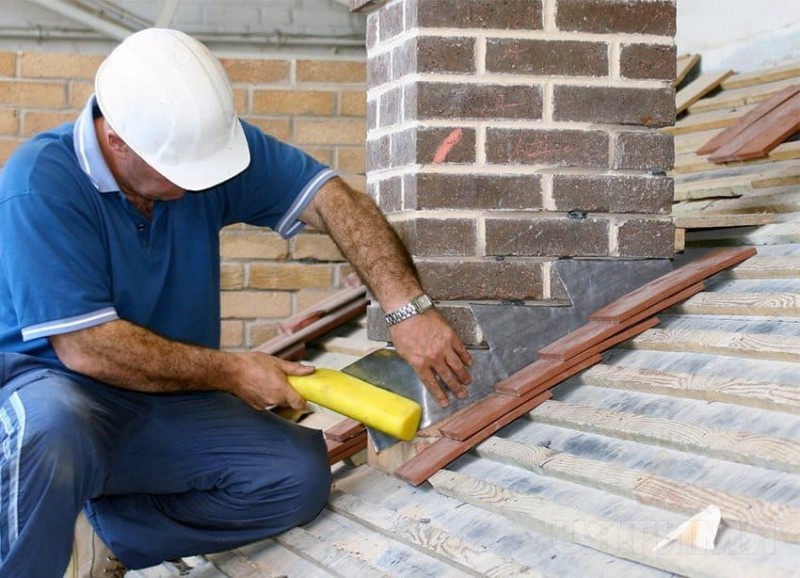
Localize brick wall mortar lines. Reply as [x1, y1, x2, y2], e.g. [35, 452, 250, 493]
[475, 36, 487, 74]
[373, 28, 672, 46]
[542, 260, 553, 299]
[544, 0, 557, 31]
[609, 216, 621, 255]
[609, 41, 622, 80]
[541, 173, 556, 211]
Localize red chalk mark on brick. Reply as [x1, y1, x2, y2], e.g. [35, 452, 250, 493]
[432, 128, 464, 163]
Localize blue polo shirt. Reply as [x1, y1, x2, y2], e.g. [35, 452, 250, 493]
[0, 96, 335, 365]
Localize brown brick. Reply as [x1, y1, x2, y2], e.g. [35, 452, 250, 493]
[220, 291, 291, 318]
[379, 1, 405, 42]
[379, 85, 403, 127]
[220, 230, 289, 260]
[377, 175, 403, 213]
[367, 97, 378, 131]
[414, 0, 543, 30]
[233, 88, 247, 115]
[296, 60, 366, 84]
[620, 43, 677, 81]
[249, 322, 280, 348]
[552, 174, 673, 214]
[337, 146, 366, 174]
[295, 118, 366, 145]
[408, 82, 543, 121]
[486, 128, 608, 168]
[252, 89, 335, 116]
[294, 288, 342, 312]
[241, 117, 292, 142]
[486, 39, 608, 77]
[69, 81, 94, 108]
[340, 90, 367, 116]
[221, 59, 290, 83]
[393, 216, 478, 257]
[616, 218, 674, 258]
[396, 126, 477, 166]
[407, 173, 542, 210]
[220, 263, 244, 290]
[302, 146, 334, 166]
[249, 263, 333, 290]
[21, 111, 75, 136]
[556, 0, 676, 36]
[20, 53, 103, 80]
[220, 320, 245, 349]
[367, 50, 392, 86]
[0, 52, 16, 77]
[613, 130, 674, 171]
[366, 12, 379, 49]
[293, 233, 344, 261]
[416, 37, 476, 74]
[0, 109, 19, 135]
[485, 216, 610, 257]
[417, 258, 545, 300]
[0, 80, 66, 107]
[553, 85, 675, 128]
[366, 133, 391, 172]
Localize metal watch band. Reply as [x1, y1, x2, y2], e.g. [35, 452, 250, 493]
[384, 294, 433, 327]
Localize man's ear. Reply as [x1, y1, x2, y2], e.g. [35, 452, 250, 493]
[104, 124, 129, 154]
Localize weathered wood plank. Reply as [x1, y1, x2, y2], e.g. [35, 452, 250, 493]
[688, 76, 800, 115]
[664, 103, 751, 136]
[674, 291, 800, 316]
[627, 327, 800, 362]
[274, 526, 388, 578]
[673, 165, 800, 202]
[676, 70, 735, 115]
[327, 491, 538, 578]
[674, 53, 700, 88]
[429, 470, 794, 578]
[723, 256, 800, 279]
[671, 213, 776, 228]
[528, 399, 800, 473]
[475, 437, 800, 545]
[674, 140, 800, 175]
[722, 62, 800, 90]
[582, 363, 800, 415]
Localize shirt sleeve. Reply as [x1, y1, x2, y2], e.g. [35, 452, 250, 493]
[0, 148, 118, 342]
[217, 120, 336, 237]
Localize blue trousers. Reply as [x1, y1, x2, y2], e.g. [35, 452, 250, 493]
[0, 353, 331, 578]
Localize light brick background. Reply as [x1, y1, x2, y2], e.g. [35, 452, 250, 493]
[0, 49, 367, 351]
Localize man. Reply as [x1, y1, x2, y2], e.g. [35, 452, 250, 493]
[0, 28, 471, 577]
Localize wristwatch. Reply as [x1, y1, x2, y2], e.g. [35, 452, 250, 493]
[384, 294, 434, 327]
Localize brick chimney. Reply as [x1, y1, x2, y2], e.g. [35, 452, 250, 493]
[352, 0, 676, 348]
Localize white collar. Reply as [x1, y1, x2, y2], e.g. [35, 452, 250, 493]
[72, 95, 121, 193]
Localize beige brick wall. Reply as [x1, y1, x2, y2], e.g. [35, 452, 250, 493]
[0, 49, 367, 351]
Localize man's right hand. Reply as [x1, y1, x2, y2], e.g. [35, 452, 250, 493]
[230, 352, 315, 410]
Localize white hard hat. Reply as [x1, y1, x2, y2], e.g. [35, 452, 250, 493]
[95, 28, 250, 190]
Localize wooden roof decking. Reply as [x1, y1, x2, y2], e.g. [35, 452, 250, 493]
[132, 59, 800, 577]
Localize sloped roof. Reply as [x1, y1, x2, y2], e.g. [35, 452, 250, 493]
[131, 59, 800, 578]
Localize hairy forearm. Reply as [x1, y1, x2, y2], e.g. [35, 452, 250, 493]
[305, 178, 423, 310]
[50, 319, 239, 394]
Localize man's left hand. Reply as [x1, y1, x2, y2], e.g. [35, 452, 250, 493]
[389, 310, 473, 407]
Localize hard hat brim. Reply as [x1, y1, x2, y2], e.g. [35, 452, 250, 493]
[148, 118, 251, 191]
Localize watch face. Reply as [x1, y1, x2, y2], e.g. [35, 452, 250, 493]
[414, 294, 433, 310]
